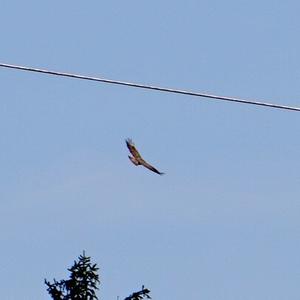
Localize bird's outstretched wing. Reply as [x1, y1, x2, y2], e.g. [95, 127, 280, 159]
[125, 138, 164, 175]
[126, 138, 142, 160]
[141, 160, 164, 175]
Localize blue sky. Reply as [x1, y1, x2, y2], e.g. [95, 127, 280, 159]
[1, 1, 300, 299]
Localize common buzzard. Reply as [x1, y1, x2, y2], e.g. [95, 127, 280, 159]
[125, 138, 164, 175]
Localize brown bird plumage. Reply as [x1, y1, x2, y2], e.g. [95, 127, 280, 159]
[125, 138, 164, 175]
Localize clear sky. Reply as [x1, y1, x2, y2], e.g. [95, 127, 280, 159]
[1, 1, 300, 299]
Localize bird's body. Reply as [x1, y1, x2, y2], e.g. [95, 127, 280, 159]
[125, 138, 164, 175]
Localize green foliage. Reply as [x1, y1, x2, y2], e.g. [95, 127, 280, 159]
[124, 286, 151, 300]
[45, 252, 100, 300]
[45, 252, 151, 300]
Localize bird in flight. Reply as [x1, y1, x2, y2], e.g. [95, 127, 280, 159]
[125, 138, 164, 175]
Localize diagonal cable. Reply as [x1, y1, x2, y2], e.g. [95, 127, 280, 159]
[1, 62, 299, 112]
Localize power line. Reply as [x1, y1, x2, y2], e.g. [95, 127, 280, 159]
[1, 62, 299, 112]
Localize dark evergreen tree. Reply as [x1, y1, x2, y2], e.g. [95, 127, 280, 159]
[45, 252, 100, 300]
[45, 252, 151, 300]
[124, 286, 151, 300]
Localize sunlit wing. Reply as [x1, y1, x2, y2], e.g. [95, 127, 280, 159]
[126, 138, 143, 160]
